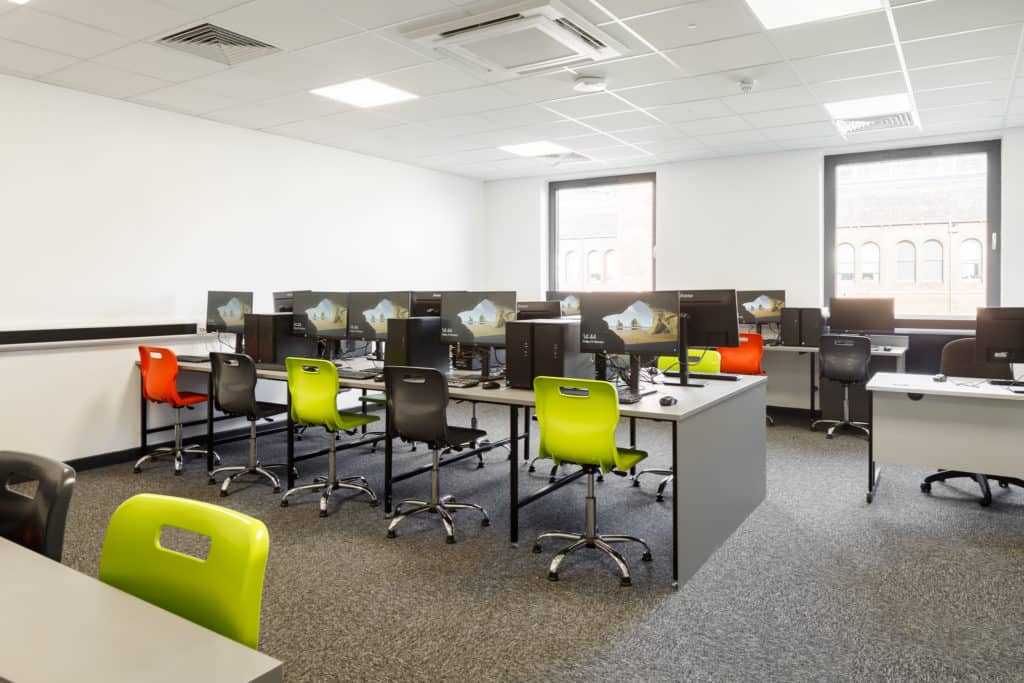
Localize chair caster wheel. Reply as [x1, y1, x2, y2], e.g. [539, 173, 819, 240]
[548, 477, 556, 484]
[174, 470, 183, 476]
[547, 572, 559, 582]
[445, 536, 456, 544]
[920, 482, 931, 493]
[619, 577, 632, 587]
[219, 490, 228, 497]
[597, 476, 604, 483]
[642, 552, 653, 562]
[207, 477, 216, 485]
[979, 498, 991, 507]
[476, 463, 485, 470]
[386, 530, 396, 539]
[272, 487, 280, 494]
[527, 466, 535, 473]
[133, 467, 141, 474]
[999, 481, 1009, 488]
[481, 519, 490, 527]
[369, 500, 380, 508]
[655, 495, 664, 503]
[866, 493, 873, 503]
[532, 544, 542, 554]
[825, 434, 833, 440]
[280, 500, 288, 507]
[319, 510, 328, 518]
[632, 479, 639, 487]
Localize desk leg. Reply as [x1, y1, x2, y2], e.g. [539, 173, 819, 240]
[360, 389, 367, 434]
[510, 404, 519, 546]
[384, 401, 393, 516]
[809, 352, 817, 427]
[206, 374, 215, 474]
[866, 391, 881, 503]
[286, 392, 295, 490]
[671, 421, 679, 589]
[139, 372, 147, 454]
[523, 406, 530, 461]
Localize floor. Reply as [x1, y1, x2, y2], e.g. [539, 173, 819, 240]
[61, 406, 1024, 682]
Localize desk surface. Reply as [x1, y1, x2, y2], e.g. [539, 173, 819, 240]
[0, 537, 283, 683]
[764, 344, 906, 358]
[868, 372, 1024, 402]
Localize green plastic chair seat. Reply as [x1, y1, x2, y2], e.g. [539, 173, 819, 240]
[285, 358, 380, 432]
[657, 350, 722, 374]
[98, 493, 269, 649]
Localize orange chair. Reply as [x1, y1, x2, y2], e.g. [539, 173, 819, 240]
[718, 333, 773, 425]
[136, 346, 219, 475]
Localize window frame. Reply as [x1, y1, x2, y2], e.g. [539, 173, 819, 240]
[824, 140, 1001, 327]
[548, 173, 657, 292]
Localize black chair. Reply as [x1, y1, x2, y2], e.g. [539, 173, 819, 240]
[208, 353, 288, 496]
[812, 335, 872, 438]
[920, 338, 1024, 506]
[383, 366, 490, 544]
[0, 451, 75, 561]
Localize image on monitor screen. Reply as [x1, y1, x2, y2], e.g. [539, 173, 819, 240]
[546, 291, 582, 316]
[579, 292, 679, 355]
[737, 290, 786, 324]
[440, 291, 517, 345]
[206, 291, 253, 334]
[347, 292, 412, 341]
[294, 291, 348, 339]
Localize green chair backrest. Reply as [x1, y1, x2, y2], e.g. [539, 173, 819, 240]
[657, 350, 722, 374]
[533, 376, 623, 473]
[98, 493, 269, 649]
[285, 357, 346, 431]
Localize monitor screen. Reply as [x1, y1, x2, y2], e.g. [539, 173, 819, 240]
[440, 291, 517, 346]
[737, 290, 786, 324]
[679, 289, 740, 348]
[976, 307, 1024, 364]
[829, 297, 895, 333]
[579, 291, 679, 355]
[347, 292, 412, 342]
[273, 290, 310, 313]
[206, 291, 253, 334]
[411, 291, 446, 317]
[293, 291, 348, 339]
[546, 291, 582, 316]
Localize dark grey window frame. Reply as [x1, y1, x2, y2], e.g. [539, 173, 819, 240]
[548, 173, 657, 292]
[824, 140, 1001, 329]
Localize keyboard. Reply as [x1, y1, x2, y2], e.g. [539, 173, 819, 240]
[989, 379, 1024, 387]
[447, 376, 481, 388]
[617, 388, 656, 405]
[337, 368, 382, 380]
[663, 370, 739, 381]
[176, 354, 210, 364]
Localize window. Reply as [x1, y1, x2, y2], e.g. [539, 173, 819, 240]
[860, 242, 880, 281]
[550, 174, 655, 292]
[837, 243, 855, 281]
[921, 240, 943, 282]
[960, 238, 983, 281]
[896, 241, 916, 282]
[825, 141, 1000, 318]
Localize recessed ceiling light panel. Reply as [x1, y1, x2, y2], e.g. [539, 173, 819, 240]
[310, 79, 418, 108]
[499, 141, 573, 157]
[744, 0, 882, 29]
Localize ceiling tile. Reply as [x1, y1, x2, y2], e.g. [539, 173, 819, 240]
[585, 145, 653, 161]
[741, 104, 829, 127]
[665, 33, 783, 77]
[0, 37, 77, 77]
[1010, 97, 1024, 115]
[575, 54, 682, 90]
[374, 61, 488, 96]
[496, 71, 578, 102]
[918, 100, 1009, 127]
[782, 134, 846, 149]
[677, 115, 752, 135]
[588, 21, 655, 57]
[0, 8, 129, 59]
[791, 45, 901, 84]
[296, 33, 430, 80]
[591, 0, 684, 20]
[154, 0, 252, 15]
[208, 0, 363, 51]
[479, 104, 565, 127]
[1008, 115, 1024, 128]
[770, 11, 891, 60]
[545, 92, 634, 119]
[132, 83, 243, 114]
[893, 0, 1024, 42]
[645, 98, 735, 122]
[328, 0, 455, 30]
[419, 114, 503, 137]
[386, 84, 525, 120]
[810, 72, 907, 103]
[612, 125, 692, 144]
[616, 77, 730, 108]
[265, 109, 403, 141]
[41, 61, 169, 98]
[920, 116, 1005, 136]
[203, 91, 348, 129]
[27, 0, 190, 40]
[550, 132, 621, 150]
[722, 85, 818, 113]
[914, 80, 1012, 108]
[694, 61, 803, 97]
[93, 42, 227, 82]
[910, 56, 1017, 91]
[902, 25, 1023, 70]
[622, 0, 762, 51]
[582, 109, 659, 132]
[695, 129, 770, 148]
[759, 121, 838, 141]
[234, 51, 361, 92]
[187, 68, 299, 102]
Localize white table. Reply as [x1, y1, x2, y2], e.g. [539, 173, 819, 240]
[865, 372, 1024, 503]
[0, 537, 283, 683]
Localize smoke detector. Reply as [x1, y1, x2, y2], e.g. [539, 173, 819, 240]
[573, 76, 607, 93]
[739, 78, 756, 93]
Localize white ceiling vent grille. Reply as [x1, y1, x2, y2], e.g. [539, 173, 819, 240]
[405, 1, 627, 78]
[541, 151, 592, 165]
[156, 23, 279, 65]
[835, 111, 916, 137]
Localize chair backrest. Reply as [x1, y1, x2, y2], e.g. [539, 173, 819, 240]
[0, 451, 75, 561]
[285, 357, 344, 432]
[819, 335, 872, 384]
[940, 338, 1012, 380]
[657, 350, 722, 374]
[98, 493, 269, 649]
[533, 376, 621, 472]
[718, 332, 765, 375]
[383, 366, 450, 446]
[211, 352, 258, 418]
[138, 346, 184, 405]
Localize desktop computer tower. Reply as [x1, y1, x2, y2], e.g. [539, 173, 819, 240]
[385, 317, 449, 374]
[780, 308, 822, 347]
[244, 313, 316, 364]
[780, 309, 801, 346]
[506, 319, 589, 389]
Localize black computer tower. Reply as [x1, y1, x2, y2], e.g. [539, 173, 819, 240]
[505, 320, 533, 389]
[244, 313, 316, 364]
[800, 308, 823, 347]
[506, 319, 589, 389]
[385, 317, 449, 373]
[780, 308, 801, 346]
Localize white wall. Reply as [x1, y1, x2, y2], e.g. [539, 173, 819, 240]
[0, 74, 485, 461]
[1001, 128, 1024, 305]
[482, 178, 547, 299]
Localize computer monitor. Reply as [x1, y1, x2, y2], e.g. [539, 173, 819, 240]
[545, 291, 582, 317]
[412, 292, 444, 317]
[440, 291, 517, 347]
[976, 307, 1024, 364]
[578, 292, 679, 356]
[828, 297, 895, 334]
[737, 290, 786, 324]
[273, 290, 310, 313]
[679, 290, 741, 349]
[347, 292, 412, 342]
[206, 291, 253, 334]
[292, 291, 348, 339]
[517, 301, 562, 320]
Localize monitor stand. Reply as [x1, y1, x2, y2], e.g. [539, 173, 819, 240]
[234, 333, 244, 354]
[665, 315, 705, 388]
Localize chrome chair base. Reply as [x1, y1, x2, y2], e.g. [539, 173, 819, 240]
[811, 418, 870, 439]
[210, 465, 282, 496]
[278, 433, 376, 517]
[133, 445, 220, 475]
[387, 449, 489, 543]
[632, 468, 673, 502]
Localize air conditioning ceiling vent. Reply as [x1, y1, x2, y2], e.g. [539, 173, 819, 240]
[156, 23, 279, 65]
[835, 111, 916, 137]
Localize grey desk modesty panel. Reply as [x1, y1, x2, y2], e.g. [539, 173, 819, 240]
[0, 537, 283, 683]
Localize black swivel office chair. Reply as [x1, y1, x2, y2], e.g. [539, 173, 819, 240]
[208, 353, 289, 496]
[383, 366, 490, 544]
[920, 338, 1024, 506]
[812, 335, 872, 439]
[0, 451, 76, 561]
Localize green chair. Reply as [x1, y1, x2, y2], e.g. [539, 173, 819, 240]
[280, 358, 379, 517]
[657, 349, 722, 375]
[98, 493, 269, 649]
[531, 376, 652, 586]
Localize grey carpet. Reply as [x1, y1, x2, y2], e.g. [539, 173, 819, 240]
[60, 405, 1024, 682]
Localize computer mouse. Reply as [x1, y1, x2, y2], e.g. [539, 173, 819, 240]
[933, 374, 947, 383]
[373, 375, 385, 382]
[482, 381, 501, 390]
[659, 395, 678, 407]
[883, 346, 893, 351]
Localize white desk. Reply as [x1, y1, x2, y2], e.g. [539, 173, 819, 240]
[865, 372, 1024, 503]
[0, 537, 283, 683]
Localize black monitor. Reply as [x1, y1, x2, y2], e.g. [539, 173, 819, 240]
[976, 307, 1024, 364]
[546, 291, 582, 316]
[737, 290, 786, 324]
[828, 297, 895, 334]
[347, 292, 412, 342]
[293, 291, 348, 339]
[579, 292, 679, 355]
[679, 290, 741, 349]
[517, 301, 562, 320]
[440, 291, 517, 347]
[206, 291, 253, 334]
[412, 292, 445, 317]
[273, 290, 310, 313]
